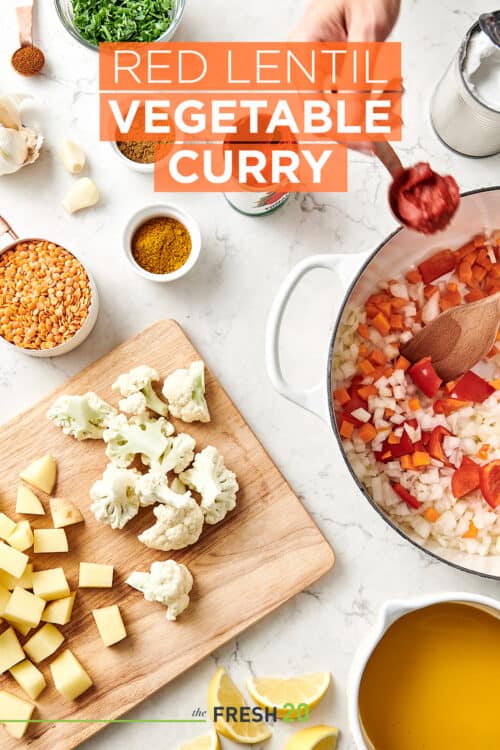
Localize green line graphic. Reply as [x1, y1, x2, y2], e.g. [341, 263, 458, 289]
[1, 719, 208, 724]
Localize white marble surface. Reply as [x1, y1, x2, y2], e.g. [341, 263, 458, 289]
[1, 1, 499, 748]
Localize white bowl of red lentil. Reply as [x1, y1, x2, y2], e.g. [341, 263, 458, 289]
[0, 217, 99, 357]
[123, 204, 201, 283]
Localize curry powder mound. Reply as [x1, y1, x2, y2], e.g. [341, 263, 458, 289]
[132, 216, 192, 274]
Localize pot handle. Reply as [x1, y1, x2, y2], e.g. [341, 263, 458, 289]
[0, 216, 18, 242]
[265, 252, 370, 423]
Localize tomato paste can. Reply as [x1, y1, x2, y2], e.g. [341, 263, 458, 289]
[223, 189, 290, 216]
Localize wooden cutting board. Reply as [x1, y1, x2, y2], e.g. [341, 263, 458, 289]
[0, 319, 335, 749]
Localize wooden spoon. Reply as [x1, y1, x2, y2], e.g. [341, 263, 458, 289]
[401, 292, 500, 382]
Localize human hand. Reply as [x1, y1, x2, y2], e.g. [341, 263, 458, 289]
[289, 0, 401, 42]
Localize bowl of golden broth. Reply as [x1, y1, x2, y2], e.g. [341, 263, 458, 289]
[347, 592, 500, 750]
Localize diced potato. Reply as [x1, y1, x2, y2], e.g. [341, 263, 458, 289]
[33, 528, 68, 553]
[0, 512, 16, 541]
[92, 605, 127, 647]
[10, 660, 46, 700]
[0, 627, 24, 673]
[42, 592, 76, 626]
[79, 562, 113, 588]
[11, 620, 32, 637]
[0, 689, 35, 739]
[7, 520, 34, 552]
[0, 540, 29, 578]
[32, 568, 70, 601]
[24, 623, 64, 663]
[19, 454, 57, 494]
[0, 563, 33, 591]
[16, 485, 45, 515]
[0, 583, 10, 616]
[4, 587, 45, 629]
[50, 497, 83, 528]
[50, 649, 93, 701]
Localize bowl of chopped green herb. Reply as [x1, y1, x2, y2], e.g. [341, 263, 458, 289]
[55, 0, 185, 51]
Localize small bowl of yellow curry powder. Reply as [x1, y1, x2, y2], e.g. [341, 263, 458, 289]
[123, 205, 201, 282]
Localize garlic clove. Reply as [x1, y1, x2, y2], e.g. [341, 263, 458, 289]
[60, 139, 85, 174]
[0, 95, 25, 130]
[63, 178, 99, 214]
[0, 127, 28, 174]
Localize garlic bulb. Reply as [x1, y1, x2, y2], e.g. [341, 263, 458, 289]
[0, 94, 43, 176]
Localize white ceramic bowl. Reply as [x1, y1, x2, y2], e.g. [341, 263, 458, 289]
[109, 141, 155, 174]
[0, 221, 99, 358]
[347, 591, 500, 749]
[123, 204, 201, 283]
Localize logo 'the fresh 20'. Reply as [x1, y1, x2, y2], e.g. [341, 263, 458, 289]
[212, 702, 310, 723]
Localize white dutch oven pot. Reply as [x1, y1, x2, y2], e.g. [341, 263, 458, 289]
[266, 186, 500, 579]
[347, 591, 500, 749]
[0, 215, 99, 357]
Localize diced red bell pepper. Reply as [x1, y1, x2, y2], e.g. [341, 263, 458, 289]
[479, 460, 500, 509]
[392, 482, 421, 509]
[433, 398, 469, 415]
[418, 249, 456, 283]
[451, 456, 481, 499]
[449, 371, 495, 404]
[387, 429, 415, 459]
[408, 357, 442, 398]
[429, 426, 453, 466]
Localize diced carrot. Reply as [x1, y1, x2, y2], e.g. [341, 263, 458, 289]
[490, 379, 500, 390]
[370, 349, 386, 366]
[391, 297, 408, 309]
[400, 455, 413, 470]
[448, 282, 458, 292]
[455, 240, 475, 260]
[383, 366, 394, 378]
[462, 521, 478, 539]
[423, 507, 440, 523]
[405, 269, 422, 284]
[465, 288, 485, 303]
[477, 444, 490, 461]
[458, 261, 473, 286]
[390, 313, 404, 330]
[445, 380, 456, 392]
[434, 398, 469, 415]
[384, 408, 395, 418]
[409, 397, 420, 411]
[413, 451, 431, 468]
[359, 343, 368, 356]
[381, 450, 392, 461]
[371, 312, 391, 335]
[497, 330, 500, 342]
[340, 420, 354, 438]
[357, 323, 370, 340]
[388, 432, 399, 445]
[473, 233, 486, 247]
[377, 301, 392, 317]
[358, 385, 377, 400]
[424, 284, 439, 298]
[365, 302, 379, 318]
[418, 249, 456, 283]
[439, 288, 461, 311]
[487, 345, 498, 358]
[358, 423, 377, 443]
[370, 366, 385, 382]
[395, 356, 410, 371]
[464, 249, 478, 267]
[476, 248, 492, 269]
[334, 388, 350, 406]
[359, 358, 375, 376]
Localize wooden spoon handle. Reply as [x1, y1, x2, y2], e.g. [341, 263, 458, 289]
[373, 141, 404, 178]
[16, 2, 33, 47]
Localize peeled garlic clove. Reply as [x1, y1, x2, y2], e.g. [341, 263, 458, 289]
[63, 177, 99, 213]
[60, 139, 85, 174]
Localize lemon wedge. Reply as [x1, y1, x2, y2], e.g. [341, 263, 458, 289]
[208, 667, 272, 744]
[178, 730, 220, 750]
[284, 725, 339, 750]
[246, 672, 331, 718]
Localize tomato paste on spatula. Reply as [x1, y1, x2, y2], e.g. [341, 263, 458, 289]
[390, 162, 460, 234]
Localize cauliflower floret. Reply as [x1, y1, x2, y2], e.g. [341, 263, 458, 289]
[90, 464, 141, 529]
[138, 496, 204, 551]
[118, 392, 148, 416]
[170, 477, 187, 495]
[180, 446, 238, 524]
[126, 560, 193, 621]
[162, 360, 210, 423]
[112, 365, 168, 417]
[48, 392, 116, 440]
[159, 433, 196, 474]
[103, 413, 174, 468]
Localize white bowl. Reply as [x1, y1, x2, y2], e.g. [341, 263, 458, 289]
[0, 235, 99, 358]
[347, 591, 500, 749]
[123, 204, 201, 283]
[109, 140, 155, 174]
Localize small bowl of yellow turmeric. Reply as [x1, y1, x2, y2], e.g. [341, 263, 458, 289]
[123, 204, 201, 282]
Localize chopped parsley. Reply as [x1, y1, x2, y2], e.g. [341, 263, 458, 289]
[72, 0, 173, 44]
